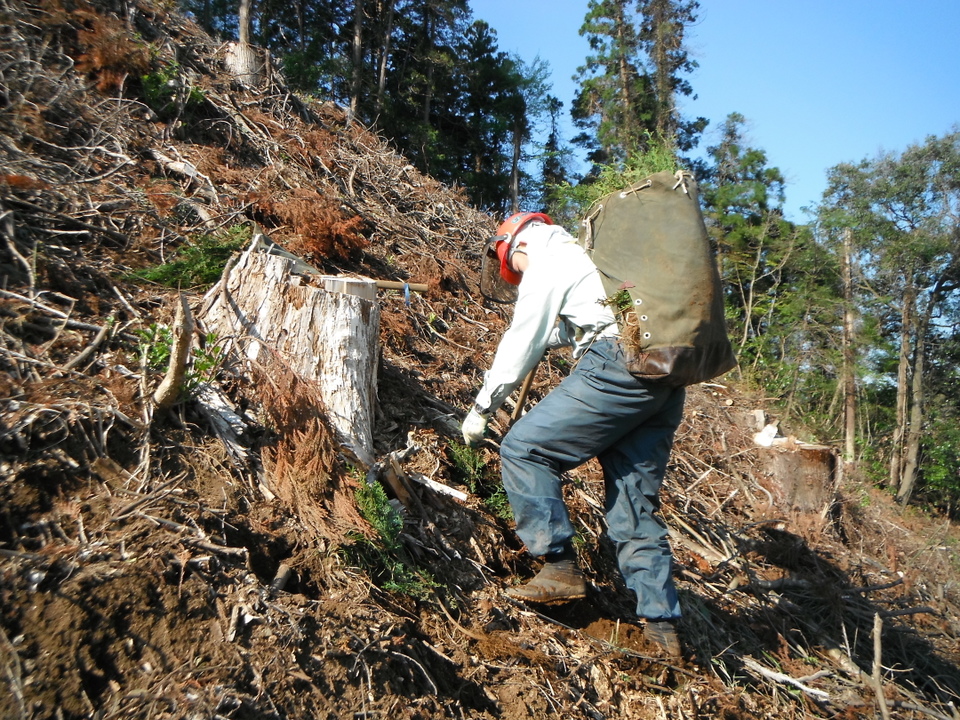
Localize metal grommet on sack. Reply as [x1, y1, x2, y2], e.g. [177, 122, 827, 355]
[634, 298, 643, 306]
[640, 315, 648, 321]
[643, 332, 651, 339]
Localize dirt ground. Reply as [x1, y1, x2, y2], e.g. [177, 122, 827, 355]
[2, 0, 960, 718]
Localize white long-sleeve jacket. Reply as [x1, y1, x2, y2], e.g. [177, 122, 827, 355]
[473, 222, 619, 415]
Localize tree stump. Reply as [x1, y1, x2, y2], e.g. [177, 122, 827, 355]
[199, 239, 380, 467]
[760, 442, 836, 513]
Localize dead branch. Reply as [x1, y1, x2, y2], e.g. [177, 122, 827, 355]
[739, 655, 831, 702]
[61, 318, 112, 372]
[873, 613, 892, 720]
[194, 381, 249, 466]
[0, 288, 121, 335]
[149, 149, 218, 201]
[3, 196, 131, 246]
[152, 293, 194, 409]
[878, 606, 937, 618]
[109, 475, 184, 520]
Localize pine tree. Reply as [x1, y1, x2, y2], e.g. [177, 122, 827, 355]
[702, 114, 821, 398]
[374, 0, 469, 177]
[572, 0, 705, 165]
[636, 0, 706, 151]
[573, 0, 654, 165]
[449, 20, 517, 210]
[540, 96, 574, 217]
[822, 131, 960, 505]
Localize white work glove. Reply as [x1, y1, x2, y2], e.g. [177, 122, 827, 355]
[461, 408, 489, 446]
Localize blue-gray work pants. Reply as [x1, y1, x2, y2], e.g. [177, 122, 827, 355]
[500, 338, 685, 621]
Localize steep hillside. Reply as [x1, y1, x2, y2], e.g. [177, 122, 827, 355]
[2, 1, 960, 719]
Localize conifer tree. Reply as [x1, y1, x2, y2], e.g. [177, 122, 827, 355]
[449, 20, 517, 210]
[572, 0, 704, 165]
[573, 0, 653, 164]
[702, 114, 820, 397]
[540, 96, 574, 217]
[636, 0, 706, 151]
[822, 131, 960, 505]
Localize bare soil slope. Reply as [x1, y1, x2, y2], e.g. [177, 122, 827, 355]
[2, 1, 960, 718]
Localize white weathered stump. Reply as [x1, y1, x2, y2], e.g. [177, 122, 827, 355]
[199, 239, 380, 468]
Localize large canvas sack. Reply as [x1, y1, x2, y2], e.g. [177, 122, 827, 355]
[579, 170, 737, 386]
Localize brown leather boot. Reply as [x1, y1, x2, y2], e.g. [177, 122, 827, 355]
[505, 560, 587, 603]
[644, 620, 681, 658]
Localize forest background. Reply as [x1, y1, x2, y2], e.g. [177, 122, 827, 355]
[181, 0, 960, 513]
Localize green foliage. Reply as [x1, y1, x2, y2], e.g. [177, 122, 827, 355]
[918, 411, 960, 512]
[134, 325, 226, 399]
[548, 135, 680, 228]
[141, 60, 205, 119]
[484, 486, 513, 521]
[636, 0, 706, 152]
[447, 442, 485, 493]
[133, 226, 249, 289]
[343, 537, 441, 601]
[698, 112, 837, 431]
[819, 131, 960, 505]
[348, 481, 440, 601]
[135, 324, 172, 369]
[447, 442, 512, 520]
[572, 0, 649, 163]
[187, 333, 226, 392]
[355, 480, 403, 551]
[600, 288, 633, 314]
[573, 0, 703, 163]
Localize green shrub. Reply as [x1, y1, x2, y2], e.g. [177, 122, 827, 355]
[347, 481, 440, 601]
[134, 325, 225, 400]
[547, 133, 681, 230]
[483, 486, 513, 521]
[447, 442, 485, 492]
[133, 227, 249, 289]
[448, 442, 513, 520]
[355, 480, 402, 551]
[135, 323, 172, 369]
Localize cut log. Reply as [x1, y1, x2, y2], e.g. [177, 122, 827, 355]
[199, 237, 380, 468]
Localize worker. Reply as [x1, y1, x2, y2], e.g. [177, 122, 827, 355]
[462, 211, 686, 658]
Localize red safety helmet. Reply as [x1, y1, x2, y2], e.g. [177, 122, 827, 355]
[497, 211, 553, 240]
[494, 212, 553, 285]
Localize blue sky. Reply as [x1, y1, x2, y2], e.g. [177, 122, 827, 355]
[472, 1, 960, 223]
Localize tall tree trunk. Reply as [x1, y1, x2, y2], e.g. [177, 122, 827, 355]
[737, 246, 760, 351]
[897, 289, 938, 504]
[296, 0, 304, 54]
[842, 228, 857, 464]
[226, 0, 262, 85]
[238, 0, 251, 44]
[374, 0, 396, 119]
[609, 0, 636, 151]
[889, 281, 914, 488]
[509, 117, 522, 212]
[647, 0, 674, 141]
[421, 4, 435, 125]
[348, 0, 364, 125]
